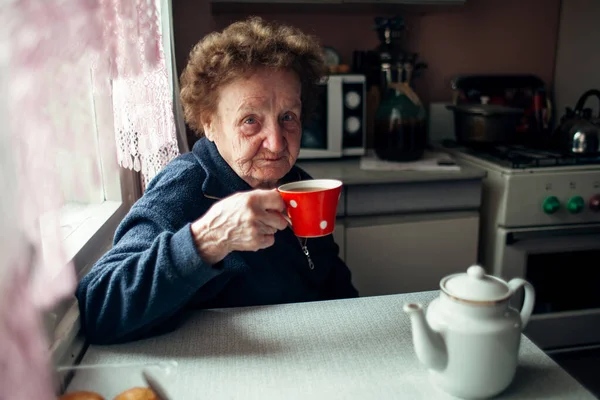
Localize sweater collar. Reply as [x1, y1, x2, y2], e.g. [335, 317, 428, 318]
[192, 137, 302, 200]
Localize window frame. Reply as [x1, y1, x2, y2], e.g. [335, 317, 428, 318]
[49, 167, 142, 368]
[45, 63, 145, 366]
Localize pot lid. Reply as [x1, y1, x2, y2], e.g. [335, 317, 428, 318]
[447, 104, 524, 116]
[442, 265, 509, 302]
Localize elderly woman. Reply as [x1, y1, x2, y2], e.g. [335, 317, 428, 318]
[76, 17, 358, 344]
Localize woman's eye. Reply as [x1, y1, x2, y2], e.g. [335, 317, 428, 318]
[281, 113, 295, 122]
[244, 117, 256, 124]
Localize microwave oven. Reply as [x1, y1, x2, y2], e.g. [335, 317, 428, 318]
[298, 74, 366, 159]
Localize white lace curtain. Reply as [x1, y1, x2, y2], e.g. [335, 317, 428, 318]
[0, 1, 180, 398]
[111, 0, 182, 184]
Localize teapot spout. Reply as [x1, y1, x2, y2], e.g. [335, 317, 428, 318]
[403, 303, 447, 372]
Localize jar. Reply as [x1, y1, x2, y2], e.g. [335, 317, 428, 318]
[374, 82, 427, 162]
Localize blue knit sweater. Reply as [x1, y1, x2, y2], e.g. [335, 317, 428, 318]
[76, 138, 358, 344]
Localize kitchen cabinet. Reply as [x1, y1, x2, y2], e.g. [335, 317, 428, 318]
[345, 211, 479, 296]
[297, 158, 484, 297]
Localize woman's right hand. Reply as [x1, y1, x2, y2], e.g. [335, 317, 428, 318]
[190, 189, 289, 265]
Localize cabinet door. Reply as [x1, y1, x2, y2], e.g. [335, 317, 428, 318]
[345, 212, 479, 297]
[332, 218, 345, 262]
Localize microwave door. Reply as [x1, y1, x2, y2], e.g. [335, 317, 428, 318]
[299, 80, 342, 159]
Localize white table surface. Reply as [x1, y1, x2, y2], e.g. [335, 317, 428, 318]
[66, 291, 596, 399]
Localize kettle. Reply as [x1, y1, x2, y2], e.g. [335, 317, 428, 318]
[555, 89, 600, 154]
[404, 265, 535, 399]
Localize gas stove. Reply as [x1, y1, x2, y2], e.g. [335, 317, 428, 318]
[439, 140, 600, 353]
[441, 140, 600, 171]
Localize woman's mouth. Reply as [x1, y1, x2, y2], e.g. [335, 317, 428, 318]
[260, 153, 286, 162]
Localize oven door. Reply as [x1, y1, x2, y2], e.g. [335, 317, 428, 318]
[496, 224, 600, 351]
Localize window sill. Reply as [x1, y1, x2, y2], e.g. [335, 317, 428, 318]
[47, 200, 129, 367]
[59, 201, 123, 263]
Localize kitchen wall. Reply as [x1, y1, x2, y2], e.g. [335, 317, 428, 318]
[172, 0, 561, 106]
[553, 0, 600, 120]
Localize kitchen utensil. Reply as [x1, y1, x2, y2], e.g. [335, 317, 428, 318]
[374, 15, 406, 55]
[450, 74, 552, 142]
[404, 265, 535, 399]
[554, 89, 600, 154]
[447, 104, 524, 144]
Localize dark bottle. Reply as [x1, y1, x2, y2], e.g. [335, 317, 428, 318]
[374, 82, 427, 162]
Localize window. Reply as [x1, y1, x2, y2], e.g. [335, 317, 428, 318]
[42, 0, 184, 368]
[40, 56, 141, 367]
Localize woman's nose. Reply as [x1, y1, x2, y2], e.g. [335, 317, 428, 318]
[263, 121, 287, 153]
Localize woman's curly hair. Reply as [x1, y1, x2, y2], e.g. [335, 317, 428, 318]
[180, 16, 327, 136]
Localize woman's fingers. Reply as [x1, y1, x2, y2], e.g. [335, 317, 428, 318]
[263, 210, 289, 231]
[250, 189, 286, 212]
[194, 188, 292, 256]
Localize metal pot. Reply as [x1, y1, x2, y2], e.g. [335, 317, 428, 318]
[447, 104, 524, 144]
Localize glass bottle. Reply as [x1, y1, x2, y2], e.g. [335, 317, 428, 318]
[374, 82, 427, 162]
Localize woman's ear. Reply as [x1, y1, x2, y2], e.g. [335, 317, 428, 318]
[202, 119, 214, 142]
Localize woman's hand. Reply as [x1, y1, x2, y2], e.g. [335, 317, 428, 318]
[190, 189, 289, 265]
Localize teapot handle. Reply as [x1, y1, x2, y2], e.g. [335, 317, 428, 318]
[574, 89, 600, 118]
[507, 278, 535, 329]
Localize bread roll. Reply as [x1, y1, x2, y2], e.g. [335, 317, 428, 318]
[58, 391, 105, 400]
[113, 387, 158, 400]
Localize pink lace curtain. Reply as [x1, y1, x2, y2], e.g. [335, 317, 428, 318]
[0, 1, 179, 399]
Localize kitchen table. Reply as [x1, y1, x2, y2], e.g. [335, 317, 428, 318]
[65, 291, 595, 399]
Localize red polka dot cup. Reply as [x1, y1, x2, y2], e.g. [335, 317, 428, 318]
[277, 179, 343, 238]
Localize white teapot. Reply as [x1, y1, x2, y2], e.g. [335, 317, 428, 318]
[404, 265, 535, 399]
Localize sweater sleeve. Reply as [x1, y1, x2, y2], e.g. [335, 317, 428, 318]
[76, 163, 234, 344]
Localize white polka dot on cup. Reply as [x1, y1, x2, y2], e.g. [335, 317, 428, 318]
[320, 220, 328, 229]
[290, 200, 298, 208]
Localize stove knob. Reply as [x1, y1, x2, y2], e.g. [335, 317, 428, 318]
[542, 196, 560, 214]
[567, 196, 585, 214]
[590, 195, 600, 212]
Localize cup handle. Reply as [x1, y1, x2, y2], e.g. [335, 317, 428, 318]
[507, 278, 535, 329]
[267, 209, 292, 227]
[282, 214, 292, 226]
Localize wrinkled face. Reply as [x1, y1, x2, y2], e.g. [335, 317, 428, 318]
[203, 67, 302, 189]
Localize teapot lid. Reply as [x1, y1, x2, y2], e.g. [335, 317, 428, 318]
[441, 265, 510, 303]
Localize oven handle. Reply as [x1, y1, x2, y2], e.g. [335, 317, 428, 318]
[500, 228, 600, 278]
[507, 233, 600, 254]
[506, 225, 600, 244]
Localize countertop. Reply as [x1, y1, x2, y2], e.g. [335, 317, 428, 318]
[66, 292, 594, 399]
[297, 158, 486, 186]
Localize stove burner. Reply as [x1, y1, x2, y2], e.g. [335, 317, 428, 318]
[442, 140, 600, 169]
